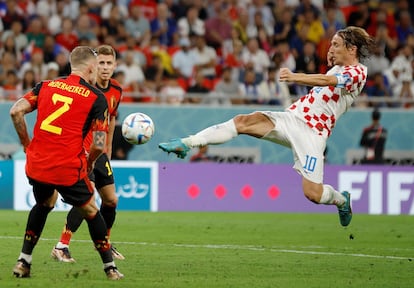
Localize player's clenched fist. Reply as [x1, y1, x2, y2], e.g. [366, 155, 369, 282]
[279, 68, 293, 82]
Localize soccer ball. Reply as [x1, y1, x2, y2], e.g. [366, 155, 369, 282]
[121, 112, 155, 145]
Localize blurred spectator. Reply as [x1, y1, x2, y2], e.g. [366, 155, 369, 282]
[395, 10, 414, 45]
[118, 35, 148, 67]
[364, 45, 390, 77]
[374, 24, 398, 60]
[2, 70, 20, 100]
[36, 0, 57, 26]
[365, 72, 392, 107]
[55, 17, 79, 52]
[101, 0, 128, 21]
[144, 36, 175, 76]
[192, 0, 208, 21]
[47, 0, 67, 36]
[187, 70, 212, 103]
[75, 14, 99, 43]
[321, 2, 346, 32]
[293, 0, 320, 22]
[247, 10, 273, 42]
[367, 2, 396, 41]
[257, 27, 272, 54]
[150, 2, 177, 46]
[238, 68, 261, 104]
[227, 0, 246, 21]
[360, 108, 387, 164]
[295, 8, 325, 45]
[394, 0, 412, 26]
[129, 0, 158, 21]
[247, 0, 274, 32]
[233, 9, 249, 44]
[177, 5, 205, 38]
[169, 0, 190, 20]
[100, 4, 128, 43]
[17, 69, 36, 92]
[159, 77, 186, 105]
[144, 55, 166, 92]
[389, 43, 414, 102]
[26, 17, 47, 49]
[2, 0, 26, 31]
[204, 4, 233, 50]
[347, 0, 371, 29]
[221, 27, 243, 58]
[172, 37, 197, 82]
[55, 51, 71, 76]
[113, 70, 135, 103]
[273, 7, 296, 44]
[223, 39, 244, 82]
[0, 35, 23, 65]
[207, 66, 240, 105]
[45, 62, 59, 80]
[61, 0, 80, 21]
[18, 48, 48, 83]
[241, 37, 271, 83]
[43, 35, 69, 64]
[124, 5, 151, 46]
[17, 0, 36, 16]
[1, 20, 28, 54]
[192, 34, 217, 79]
[117, 50, 145, 93]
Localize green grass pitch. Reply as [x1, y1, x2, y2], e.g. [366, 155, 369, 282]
[0, 210, 412, 288]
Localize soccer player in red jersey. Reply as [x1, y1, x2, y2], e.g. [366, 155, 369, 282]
[10, 46, 124, 280]
[51, 45, 125, 262]
[159, 26, 375, 227]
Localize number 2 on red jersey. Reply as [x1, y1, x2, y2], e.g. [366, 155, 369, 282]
[40, 93, 73, 135]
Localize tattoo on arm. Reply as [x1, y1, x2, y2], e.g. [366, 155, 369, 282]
[93, 131, 106, 150]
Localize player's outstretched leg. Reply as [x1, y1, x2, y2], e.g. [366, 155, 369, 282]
[159, 119, 238, 159]
[337, 191, 352, 226]
[159, 139, 190, 159]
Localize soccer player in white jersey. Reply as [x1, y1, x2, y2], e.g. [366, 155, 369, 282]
[159, 26, 375, 227]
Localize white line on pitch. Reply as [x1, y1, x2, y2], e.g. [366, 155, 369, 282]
[0, 235, 412, 261]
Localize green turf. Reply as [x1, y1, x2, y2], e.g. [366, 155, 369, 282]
[0, 210, 412, 288]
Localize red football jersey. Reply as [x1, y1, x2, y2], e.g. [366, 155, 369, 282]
[83, 78, 122, 153]
[24, 75, 109, 186]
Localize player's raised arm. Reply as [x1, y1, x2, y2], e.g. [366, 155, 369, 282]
[279, 67, 338, 87]
[10, 96, 36, 151]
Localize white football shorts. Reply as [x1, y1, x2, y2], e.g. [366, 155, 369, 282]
[259, 111, 327, 184]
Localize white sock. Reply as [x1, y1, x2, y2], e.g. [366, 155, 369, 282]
[55, 242, 69, 249]
[18, 253, 32, 264]
[104, 261, 116, 269]
[182, 119, 238, 148]
[319, 185, 345, 207]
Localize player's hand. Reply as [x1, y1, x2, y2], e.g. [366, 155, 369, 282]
[279, 68, 293, 82]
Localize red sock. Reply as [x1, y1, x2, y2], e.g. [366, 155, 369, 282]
[59, 225, 73, 245]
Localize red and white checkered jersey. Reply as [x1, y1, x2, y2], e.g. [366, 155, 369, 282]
[287, 64, 367, 138]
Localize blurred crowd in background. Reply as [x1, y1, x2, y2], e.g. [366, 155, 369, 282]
[0, 0, 414, 107]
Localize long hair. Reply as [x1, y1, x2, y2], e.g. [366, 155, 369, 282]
[336, 26, 375, 61]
